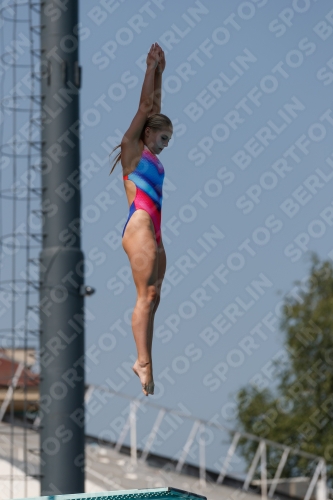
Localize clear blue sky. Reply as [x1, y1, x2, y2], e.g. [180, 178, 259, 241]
[2, 0, 333, 475]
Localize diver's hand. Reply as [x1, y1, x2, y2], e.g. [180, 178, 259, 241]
[156, 43, 165, 73]
[146, 43, 160, 71]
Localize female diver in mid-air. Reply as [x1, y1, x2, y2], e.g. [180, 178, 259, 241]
[109, 43, 173, 397]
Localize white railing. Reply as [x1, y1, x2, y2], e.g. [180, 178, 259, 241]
[84, 384, 328, 500]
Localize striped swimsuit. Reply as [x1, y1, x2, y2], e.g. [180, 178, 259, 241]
[122, 147, 165, 244]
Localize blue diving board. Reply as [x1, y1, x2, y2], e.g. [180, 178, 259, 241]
[17, 487, 207, 500]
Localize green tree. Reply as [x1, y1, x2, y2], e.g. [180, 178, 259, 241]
[236, 255, 333, 481]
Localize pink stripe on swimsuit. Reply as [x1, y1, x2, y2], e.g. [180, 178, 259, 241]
[122, 148, 165, 244]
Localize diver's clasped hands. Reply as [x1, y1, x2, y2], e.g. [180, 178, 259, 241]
[146, 42, 165, 73]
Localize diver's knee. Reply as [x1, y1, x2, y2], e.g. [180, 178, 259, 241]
[147, 285, 158, 306]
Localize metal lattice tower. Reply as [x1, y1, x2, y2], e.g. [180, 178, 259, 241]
[0, 0, 43, 498]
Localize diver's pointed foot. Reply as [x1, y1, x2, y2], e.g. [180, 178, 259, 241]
[132, 359, 154, 396]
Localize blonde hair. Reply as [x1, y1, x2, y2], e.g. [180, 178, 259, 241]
[109, 113, 172, 175]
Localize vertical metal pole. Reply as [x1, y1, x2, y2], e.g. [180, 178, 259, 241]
[130, 401, 138, 465]
[115, 412, 132, 453]
[316, 462, 327, 500]
[198, 424, 206, 488]
[39, 0, 84, 494]
[260, 441, 267, 500]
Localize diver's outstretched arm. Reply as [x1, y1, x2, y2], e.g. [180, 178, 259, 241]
[138, 43, 160, 115]
[122, 44, 161, 148]
[151, 44, 165, 115]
